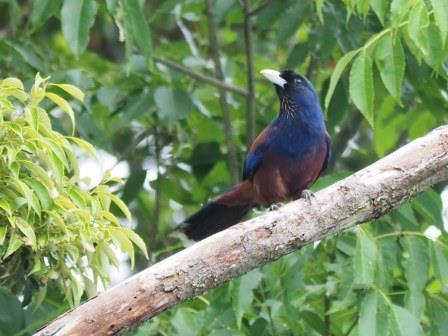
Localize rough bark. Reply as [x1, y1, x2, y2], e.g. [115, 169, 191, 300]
[36, 125, 448, 336]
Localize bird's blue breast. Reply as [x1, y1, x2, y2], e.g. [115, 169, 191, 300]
[269, 109, 326, 158]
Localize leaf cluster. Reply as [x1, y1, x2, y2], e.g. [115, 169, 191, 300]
[0, 74, 146, 308]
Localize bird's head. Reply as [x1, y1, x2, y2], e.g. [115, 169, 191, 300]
[260, 69, 320, 116]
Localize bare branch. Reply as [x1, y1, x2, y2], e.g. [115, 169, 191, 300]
[153, 56, 248, 97]
[37, 125, 448, 335]
[243, 0, 256, 144]
[248, 0, 272, 17]
[205, 0, 239, 183]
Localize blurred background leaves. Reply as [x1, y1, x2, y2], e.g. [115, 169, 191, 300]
[0, 0, 447, 334]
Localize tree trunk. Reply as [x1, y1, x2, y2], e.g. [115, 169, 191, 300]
[36, 125, 448, 336]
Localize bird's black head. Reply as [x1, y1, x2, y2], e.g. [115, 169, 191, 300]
[261, 69, 320, 115]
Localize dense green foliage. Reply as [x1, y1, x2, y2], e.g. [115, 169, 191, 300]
[0, 74, 147, 334]
[0, 0, 447, 334]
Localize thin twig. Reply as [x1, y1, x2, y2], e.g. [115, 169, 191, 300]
[151, 126, 162, 241]
[205, 0, 239, 184]
[153, 56, 248, 97]
[248, 0, 272, 17]
[243, 0, 256, 145]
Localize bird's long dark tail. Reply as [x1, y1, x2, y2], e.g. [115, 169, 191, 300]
[183, 182, 254, 240]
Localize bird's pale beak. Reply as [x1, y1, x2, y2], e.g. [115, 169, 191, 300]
[260, 69, 287, 88]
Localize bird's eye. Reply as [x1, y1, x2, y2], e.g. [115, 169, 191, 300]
[294, 78, 302, 85]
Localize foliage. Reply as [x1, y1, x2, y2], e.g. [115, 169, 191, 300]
[0, 74, 147, 310]
[0, 0, 447, 334]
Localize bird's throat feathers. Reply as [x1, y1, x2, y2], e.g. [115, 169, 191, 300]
[278, 89, 325, 133]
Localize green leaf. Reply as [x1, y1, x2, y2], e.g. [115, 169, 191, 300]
[404, 290, 425, 319]
[0, 227, 7, 245]
[411, 189, 443, 229]
[231, 269, 263, 329]
[315, 0, 325, 23]
[324, 50, 358, 111]
[20, 160, 54, 188]
[0, 287, 25, 335]
[301, 310, 326, 335]
[429, 0, 448, 45]
[61, 0, 98, 55]
[430, 242, 448, 290]
[408, 2, 429, 55]
[124, 228, 148, 259]
[11, 177, 39, 213]
[67, 136, 98, 159]
[276, 2, 309, 43]
[388, 304, 423, 336]
[4, 41, 46, 71]
[15, 217, 37, 248]
[49, 83, 85, 101]
[349, 53, 375, 127]
[45, 92, 75, 133]
[4, 230, 23, 259]
[353, 228, 378, 288]
[359, 292, 377, 336]
[25, 107, 39, 130]
[369, 0, 388, 25]
[172, 308, 198, 336]
[110, 194, 132, 222]
[375, 35, 405, 102]
[120, 0, 152, 61]
[154, 87, 194, 120]
[428, 298, 448, 336]
[110, 228, 135, 267]
[401, 237, 429, 291]
[31, 0, 62, 30]
[122, 169, 147, 203]
[24, 179, 53, 211]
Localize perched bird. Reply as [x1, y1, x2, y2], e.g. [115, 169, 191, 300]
[184, 69, 331, 240]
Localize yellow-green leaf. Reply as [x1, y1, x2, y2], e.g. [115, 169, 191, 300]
[49, 83, 85, 101]
[124, 228, 148, 259]
[4, 230, 23, 259]
[45, 92, 75, 133]
[15, 217, 37, 248]
[110, 228, 135, 267]
[67, 136, 98, 159]
[1, 77, 24, 91]
[0, 226, 7, 245]
[110, 193, 131, 222]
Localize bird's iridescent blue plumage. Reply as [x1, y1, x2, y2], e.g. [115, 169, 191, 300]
[184, 69, 331, 240]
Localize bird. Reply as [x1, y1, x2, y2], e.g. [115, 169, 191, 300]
[183, 69, 331, 240]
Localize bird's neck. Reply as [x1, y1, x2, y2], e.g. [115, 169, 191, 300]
[279, 95, 325, 134]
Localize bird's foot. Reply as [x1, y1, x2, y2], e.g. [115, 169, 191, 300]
[301, 189, 315, 203]
[269, 202, 285, 211]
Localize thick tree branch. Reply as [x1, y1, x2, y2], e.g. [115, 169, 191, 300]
[153, 56, 248, 97]
[205, 0, 239, 184]
[242, 0, 256, 144]
[37, 125, 448, 336]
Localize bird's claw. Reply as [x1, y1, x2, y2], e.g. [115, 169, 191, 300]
[269, 202, 284, 211]
[301, 189, 315, 203]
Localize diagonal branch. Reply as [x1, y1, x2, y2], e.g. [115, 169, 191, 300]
[153, 56, 248, 97]
[205, 0, 239, 184]
[36, 125, 448, 335]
